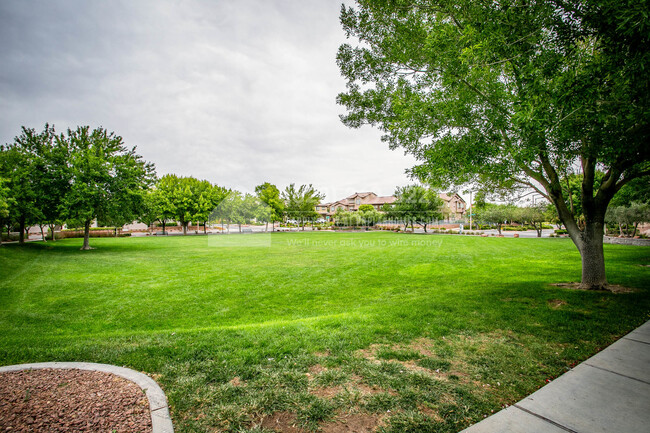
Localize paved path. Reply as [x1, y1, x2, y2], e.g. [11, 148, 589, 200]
[461, 320, 650, 433]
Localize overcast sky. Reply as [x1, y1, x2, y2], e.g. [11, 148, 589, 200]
[0, 0, 424, 202]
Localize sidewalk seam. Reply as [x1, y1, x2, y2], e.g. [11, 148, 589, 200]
[623, 336, 650, 346]
[512, 404, 577, 433]
[582, 362, 650, 386]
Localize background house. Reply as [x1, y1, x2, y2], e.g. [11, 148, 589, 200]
[439, 193, 466, 220]
[317, 192, 396, 220]
[319, 191, 466, 221]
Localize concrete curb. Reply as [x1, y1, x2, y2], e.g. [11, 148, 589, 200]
[0, 362, 173, 433]
[460, 320, 650, 433]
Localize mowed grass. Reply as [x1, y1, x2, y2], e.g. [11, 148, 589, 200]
[0, 232, 649, 432]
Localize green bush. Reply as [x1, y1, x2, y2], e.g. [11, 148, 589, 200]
[58, 229, 131, 239]
[555, 229, 568, 235]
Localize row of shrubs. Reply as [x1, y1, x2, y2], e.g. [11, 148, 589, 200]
[58, 227, 131, 238]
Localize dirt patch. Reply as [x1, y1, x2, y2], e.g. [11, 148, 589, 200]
[259, 411, 305, 432]
[309, 364, 328, 375]
[314, 350, 331, 358]
[0, 368, 151, 433]
[350, 381, 397, 397]
[407, 338, 436, 357]
[320, 413, 384, 433]
[548, 299, 568, 309]
[354, 345, 382, 363]
[418, 405, 444, 422]
[260, 411, 384, 433]
[311, 385, 342, 399]
[550, 282, 637, 293]
[229, 376, 244, 387]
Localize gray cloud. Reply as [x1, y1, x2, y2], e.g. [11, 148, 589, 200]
[0, 0, 419, 202]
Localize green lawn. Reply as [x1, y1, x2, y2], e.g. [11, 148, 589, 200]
[1, 233, 648, 432]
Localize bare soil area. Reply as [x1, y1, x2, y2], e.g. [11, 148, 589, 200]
[0, 368, 152, 433]
[550, 282, 636, 293]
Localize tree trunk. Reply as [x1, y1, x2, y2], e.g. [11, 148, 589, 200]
[49, 224, 56, 241]
[39, 224, 46, 242]
[203, 222, 207, 234]
[18, 215, 25, 244]
[162, 221, 166, 235]
[577, 221, 607, 289]
[497, 224, 502, 235]
[182, 222, 187, 235]
[81, 220, 93, 250]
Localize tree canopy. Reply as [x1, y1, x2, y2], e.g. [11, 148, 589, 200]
[62, 126, 155, 249]
[386, 185, 444, 232]
[255, 182, 285, 231]
[282, 184, 324, 230]
[337, 0, 650, 289]
[153, 175, 226, 235]
[0, 125, 56, 243]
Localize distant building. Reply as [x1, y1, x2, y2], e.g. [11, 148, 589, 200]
[439, 193, 466, 220]
[317, 191, 467, 221]
[317, 192, 396, 219]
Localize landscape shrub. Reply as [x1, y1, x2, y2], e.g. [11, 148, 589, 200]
[58, 229, 131, 239]
[554, 229, 568, 235]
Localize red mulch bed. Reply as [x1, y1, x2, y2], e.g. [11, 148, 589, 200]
[0, 368, 152, 432]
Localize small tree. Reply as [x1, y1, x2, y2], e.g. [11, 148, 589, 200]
[358, 204, 382, 229]
[390, 186, 444, 232]
[607, 203, 650, 237]
[476, 204, 513, 235]
[154, 175, 180, 235]
[255, 182, 284, 231]
[282, 184, 324, 231]
[138, 189, 162, 234]
[518, 203, 549, 237]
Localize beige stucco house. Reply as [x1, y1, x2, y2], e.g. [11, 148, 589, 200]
[317, 192, 396, 219]
[317, 191, 466, 221]
[439, 193, 467, 220]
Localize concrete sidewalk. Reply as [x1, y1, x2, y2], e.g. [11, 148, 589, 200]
[461, 320, 650, 433]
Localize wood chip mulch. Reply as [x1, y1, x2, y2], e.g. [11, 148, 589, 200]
[0, 368, 152, 432]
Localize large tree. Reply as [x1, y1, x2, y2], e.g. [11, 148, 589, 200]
[337, 0, 650, 289]
[0, 125, 56, 243]
[62, 126, 155, 250]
